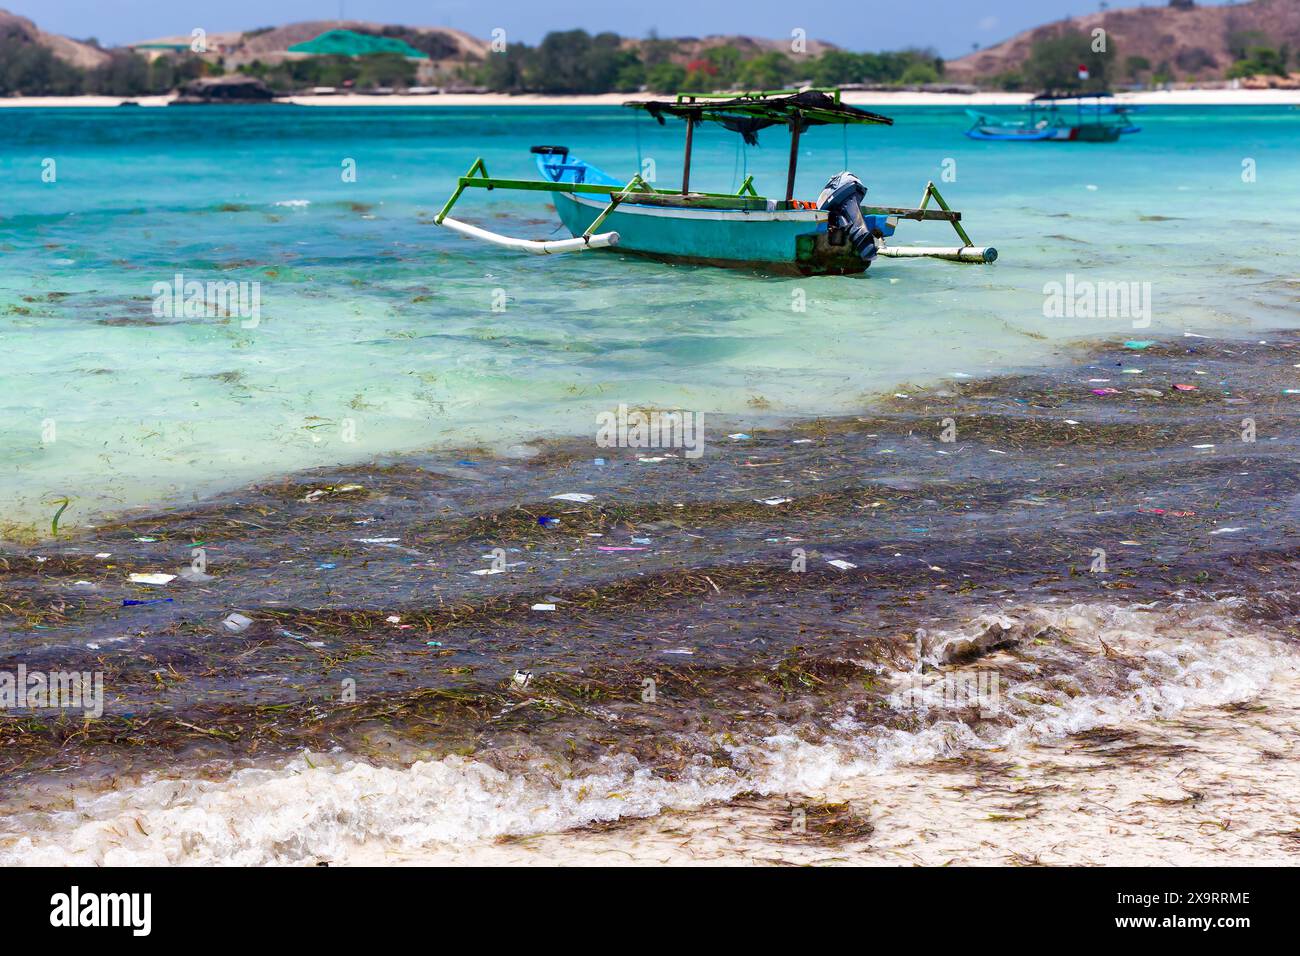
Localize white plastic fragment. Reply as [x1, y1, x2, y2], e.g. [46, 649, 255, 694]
[550, 493, 595, 503]
[129, 573, 175, 585]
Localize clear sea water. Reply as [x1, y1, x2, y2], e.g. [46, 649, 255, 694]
[2, 104, 1298, 533]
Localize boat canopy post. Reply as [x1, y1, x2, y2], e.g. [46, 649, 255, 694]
[785, 116, 802, 204]
[681, 111, 696, 194]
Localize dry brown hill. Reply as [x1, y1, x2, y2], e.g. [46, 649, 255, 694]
[0, 7, 110, 68]
[947, 0, 1300, 83]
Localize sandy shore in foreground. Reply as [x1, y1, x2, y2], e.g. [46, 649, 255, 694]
[2, 88, 1298, 108]
[359, 667, 1300, 866]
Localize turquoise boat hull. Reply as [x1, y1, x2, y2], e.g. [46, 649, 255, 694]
[537, 150, 894, 276]
[554, 191, 880, 275]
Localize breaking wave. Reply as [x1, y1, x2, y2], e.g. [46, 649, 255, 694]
[0, 599, 1292, 865]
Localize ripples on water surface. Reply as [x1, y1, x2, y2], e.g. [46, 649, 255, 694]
[1, 104, 1298, 530]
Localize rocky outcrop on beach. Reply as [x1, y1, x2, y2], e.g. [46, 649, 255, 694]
[173, 75, 275, 104]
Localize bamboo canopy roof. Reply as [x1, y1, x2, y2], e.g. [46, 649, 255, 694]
[625, 88, 893, 145]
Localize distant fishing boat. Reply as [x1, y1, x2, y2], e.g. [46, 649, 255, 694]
[966, 91, 1140, 142]
[435, 88, 996, 275]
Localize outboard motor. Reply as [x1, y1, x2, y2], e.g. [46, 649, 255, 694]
[817, 172, 877, 262]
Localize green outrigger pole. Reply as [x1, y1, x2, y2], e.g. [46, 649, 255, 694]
[434, 88, 996, 273]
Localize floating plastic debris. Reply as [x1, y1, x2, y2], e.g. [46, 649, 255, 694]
[222, 613, 253, 632]
[128, 572, 175, 585]
[301, 483, 364, 502]
[550, 492, 595, 503]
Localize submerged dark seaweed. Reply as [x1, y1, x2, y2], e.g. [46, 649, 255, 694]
[3, 334, 1300, 793]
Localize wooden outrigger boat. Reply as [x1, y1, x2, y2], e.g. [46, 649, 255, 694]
[966, 91, 1139, 142]
[435, 88, 996, 276]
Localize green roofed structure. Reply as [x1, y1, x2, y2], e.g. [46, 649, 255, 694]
[288, 29, 429, 59]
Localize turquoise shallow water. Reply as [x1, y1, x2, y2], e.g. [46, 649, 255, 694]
[1, 104, 1298, 533]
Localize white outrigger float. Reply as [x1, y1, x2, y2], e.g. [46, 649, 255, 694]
[435, 88, 997, 275]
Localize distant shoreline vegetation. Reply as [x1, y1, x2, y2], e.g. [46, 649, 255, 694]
[0, 27, 1293, 99]
[0, 29, 946, 98]
[466, 32, 947, 94]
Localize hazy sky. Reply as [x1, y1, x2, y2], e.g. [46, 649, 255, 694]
[9, 1, 1236, 58]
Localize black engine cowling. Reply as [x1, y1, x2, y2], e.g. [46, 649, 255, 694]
[817, 172, 877, 262]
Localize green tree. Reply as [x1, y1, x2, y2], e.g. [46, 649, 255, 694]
[479, 43, 533, 91]
[901, 61, 939, 85]
[645, 62, 685, 94]
[580, 33, 641, 92]
[811, 50, 866, 85]
[0, 38, 86, 95]
[1227, 45, 1290, 78]
[737, 51, 793, 90]
[1022, 30, 1112, 91]
[994, 70, 1025, 91]
[86, 51, 152, 96]
[703, 45, 743, 87]
[1124, 55, 1151, 79]
[530, 30, 595, 92]
[613, 61, 645, 92]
